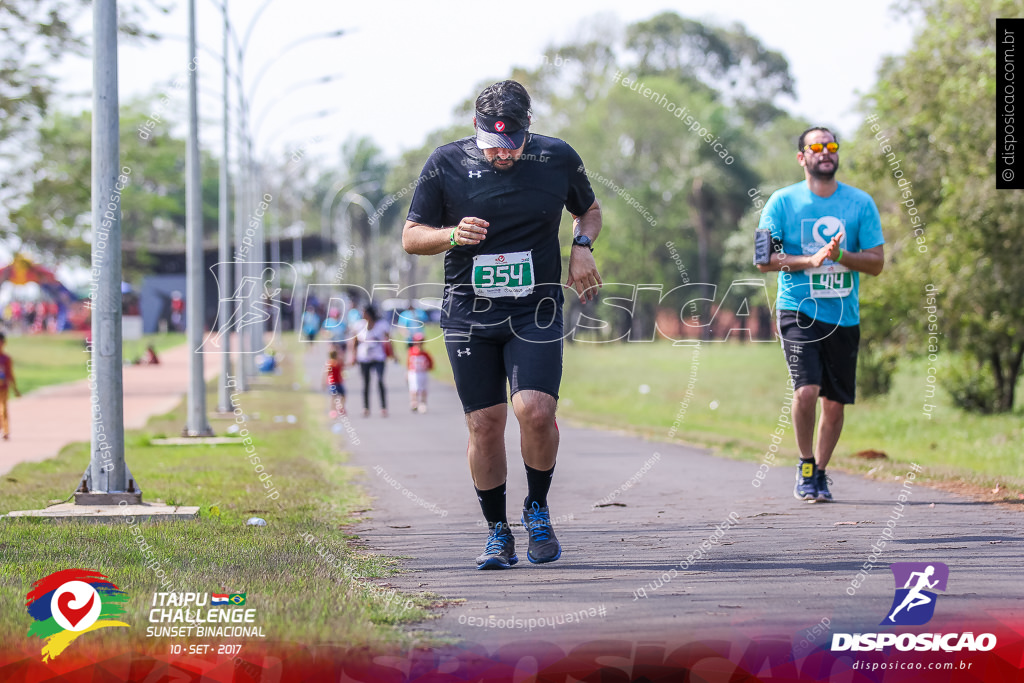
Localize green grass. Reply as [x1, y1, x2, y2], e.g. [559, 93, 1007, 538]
[6, 332, 186, 395]
[0, 343, 435, 653]
[422, 332, 1024, 498]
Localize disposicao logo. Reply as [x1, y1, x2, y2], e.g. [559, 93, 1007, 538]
[25, 569, 130, 661]
[883, 562, 948, 626]
[831, 561, 997, 653]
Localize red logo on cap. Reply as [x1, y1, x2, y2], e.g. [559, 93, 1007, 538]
[494, 121, 505, 132]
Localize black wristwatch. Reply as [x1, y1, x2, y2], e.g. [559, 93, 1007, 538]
[572, 234, 594, 251]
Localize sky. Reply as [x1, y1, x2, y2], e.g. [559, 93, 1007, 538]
[38, 0, 919, 288]
[53, 0, 921, 167]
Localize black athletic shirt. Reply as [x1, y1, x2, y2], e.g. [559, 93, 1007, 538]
[406, 134, 596, 329]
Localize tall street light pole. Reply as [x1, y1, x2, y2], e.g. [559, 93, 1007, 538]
[77, 0, 141, 504]
[184, 0, 213, 436]
[216, 0, 233, 413]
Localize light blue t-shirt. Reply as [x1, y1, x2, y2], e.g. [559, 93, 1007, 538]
[758, 181, 884, 326]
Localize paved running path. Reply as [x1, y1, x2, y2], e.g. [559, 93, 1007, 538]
[302, 347, 1023, 649]
[0, 341, 220, 476]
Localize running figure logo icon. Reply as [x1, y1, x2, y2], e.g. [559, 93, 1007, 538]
[882, 562, 949, 626]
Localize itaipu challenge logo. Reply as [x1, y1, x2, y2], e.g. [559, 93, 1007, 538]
[25, 569, 130, 661]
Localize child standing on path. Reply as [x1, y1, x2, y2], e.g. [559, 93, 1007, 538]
[0, 333, 22, 439]
[325, 349, 346, 417]
[406, 333, 434, 413]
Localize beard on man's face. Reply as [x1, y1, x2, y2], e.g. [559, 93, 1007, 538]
[807, 156, 838, 180]
[488, 155, 516, 172]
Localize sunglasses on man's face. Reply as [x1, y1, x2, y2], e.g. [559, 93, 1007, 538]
[803, 142, 839, 154]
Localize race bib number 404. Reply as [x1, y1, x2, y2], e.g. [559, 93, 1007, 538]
[472, 251, 534, 298]
[806, 263, 853, 298]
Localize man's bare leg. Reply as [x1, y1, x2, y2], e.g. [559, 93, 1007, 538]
[511, 389, 561, 563]
[815, 397, 845, 470]
[466, 403, 508, 490]
[792, 384, 820, 500]
[511, 389, 558, 471]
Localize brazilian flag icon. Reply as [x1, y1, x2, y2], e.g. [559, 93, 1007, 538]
[229, 593, 246, 606]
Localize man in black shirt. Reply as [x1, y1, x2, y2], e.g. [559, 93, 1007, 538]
[403, 80, 602, 569]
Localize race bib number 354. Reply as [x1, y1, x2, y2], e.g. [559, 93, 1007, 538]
[472, 251, 535, 298]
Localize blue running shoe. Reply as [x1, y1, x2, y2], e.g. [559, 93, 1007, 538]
[475, 522, 517, 570]
[521, 501, 561, 564]
[815, 469, 834, 502]
[794, 460, 818, 501]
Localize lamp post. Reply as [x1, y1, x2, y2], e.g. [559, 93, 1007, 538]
[284, 223, 305, 333]
[184, 0, 213, 436]
[231, 24, 349, 386]
[77, 0, 141, 504]
[215, 0, 232, 413]
[339, 191, 395, 291]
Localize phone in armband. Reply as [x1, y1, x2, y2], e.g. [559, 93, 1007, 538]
[753, 229, 772, 265]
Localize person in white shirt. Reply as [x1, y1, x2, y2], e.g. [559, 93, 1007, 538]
[349, 306, 391, 417]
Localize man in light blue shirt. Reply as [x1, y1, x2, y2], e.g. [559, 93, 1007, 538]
[757, 127, 885, 503]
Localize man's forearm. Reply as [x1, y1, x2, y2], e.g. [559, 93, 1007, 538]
[403, 221, 452, 256]
[837, 249, 884, 276]
[572, 201, 602, 242]
[756, 251, 815, 273]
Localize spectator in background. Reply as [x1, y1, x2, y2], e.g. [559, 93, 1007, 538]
[393, 304, 423, 345]
[301, 305, 321, 342]
[349, 306, 390, 418]
[324, 307, 348, 352]
[0, 332, 22, 439]
[406, 332, 434, 413]
[142, 345, 160, 365]
[170, 291, 185, 332]
[325, 348, 346, 417]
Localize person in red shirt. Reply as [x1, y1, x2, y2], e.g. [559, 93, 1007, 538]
[325, 348, 346, 416]
[142, 345, 160, 365]
[0, 332, 22, 439]
[406, 333, 434, 413]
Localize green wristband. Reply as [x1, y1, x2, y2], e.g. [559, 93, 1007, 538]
[449, 228, 458, 247]
[836, 247, 843, 262]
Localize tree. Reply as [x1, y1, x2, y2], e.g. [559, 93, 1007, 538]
[524, 13, 789, 338]
[381, 11, 798, 338]
[846, 0, 1024, 411]
[0, 1, 85, 152]
[384, 123, 471, 290]
[9, 96, 221, 279]
[625, 11, 795, 125]
[0, 1, 167, 226]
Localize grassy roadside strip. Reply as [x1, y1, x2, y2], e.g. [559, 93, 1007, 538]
[0, 343, 437, 654]
[418, 331, 1024, 505]
[7, 332, 186, 395]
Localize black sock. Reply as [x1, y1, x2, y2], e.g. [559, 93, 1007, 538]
[475, 483, 507, 529]
[524, 463, 555, 509]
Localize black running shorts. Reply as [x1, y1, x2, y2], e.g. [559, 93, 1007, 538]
[444, 315, 564, 414]
[777, 309, 860, 405]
